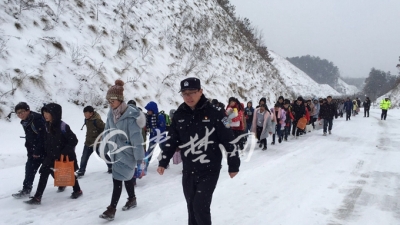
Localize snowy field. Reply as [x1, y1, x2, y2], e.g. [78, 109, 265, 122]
[1, 108, 400, 225]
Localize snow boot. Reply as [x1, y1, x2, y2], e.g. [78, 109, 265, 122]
[70, 190, 83, 199]
[328, 130, 332, 135]
[271, 142, 275, 145]
[76, 171, 85, 178]
[323, 132, 327, 136]
[100, 206, 116, 221]
[107, 167, 112, 174]
[122, 197, 137, 211]
[262, 146, 267, 151]
[24, 196, 41, 205]
[57, 186, 66, 193]
[12, 189, 31, 199]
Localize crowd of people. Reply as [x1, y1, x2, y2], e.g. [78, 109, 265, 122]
[10, 77, 393, 224]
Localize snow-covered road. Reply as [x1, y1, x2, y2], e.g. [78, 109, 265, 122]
[1, 108, 400, 225]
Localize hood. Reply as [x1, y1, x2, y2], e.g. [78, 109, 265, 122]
[108, 104, 146, 128]
[145, 101, 159, 114]
[41, 103, 62, 124]
[89, 111, 102, 121]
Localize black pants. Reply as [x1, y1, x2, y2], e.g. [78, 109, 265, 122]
[310, 118, 317, 128]
[256, 126, 266, 147]
[182, 170, 220, 225]
[34, 163, 81, 199]
[23, 156, 43, 191]
[232, 130, 244, 150]
[110, 178, 136, 208]
[78, 145, 112, 174]
[364, 108, 370, 117]
[346, 110, 351, 120]
[381, 109, 388, 120]
[291, 121, 297, 136]
[323, 119, 333, 133]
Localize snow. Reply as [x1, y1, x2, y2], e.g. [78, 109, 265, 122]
[1, 107, 400, 224]
[336, 78, 359, 95]
[0, 0, 347, 118]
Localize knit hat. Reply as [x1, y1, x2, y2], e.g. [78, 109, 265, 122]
[15, 102, 30, 112]
[106, 80, 124, 101]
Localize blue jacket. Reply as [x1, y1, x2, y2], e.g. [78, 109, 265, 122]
[343, 100, 353, 111]
[145, 101, 166, 139]
[104, 104, 145, 181]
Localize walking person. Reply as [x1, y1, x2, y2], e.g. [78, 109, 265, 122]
[343, 98, 353, 121]
[363, 97, 371, 117]
[157, 77, 240, 225]
[271, 103, 286, 144]
[24, 103, 82, 204]
[251, 104, 273, 150]
[291, 97, 306, 138]
[380, 97, 391, 120]
[244, 101, 254, 132]
[319, 96, 338, 136]
[99, 80, 146, 220]
[282, 99, 294, 141]
[12, 102, 46, 198]
[226, 97, 245, 150]
[76, 106, 112, 177]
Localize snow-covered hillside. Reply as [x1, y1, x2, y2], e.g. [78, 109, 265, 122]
[377, 88, 400, 108]
[269, 51, 340, 98]
[336, 78, 359, 95]
[0, 0, 343, 117]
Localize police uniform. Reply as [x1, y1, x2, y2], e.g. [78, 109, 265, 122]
[159, 77, 240, 225]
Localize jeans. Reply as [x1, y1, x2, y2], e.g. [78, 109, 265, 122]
[145, 141, 166, 170]
[78, 145, 112, 174]
[323, 119, 333, 133]
[183, 170, 220, 225]
[246, 122, 252, 133]
[23, 156, 43, 191]
[346, 110, 351, 120]
[272, 124, 283, 143]
[284, 122, 291, 140]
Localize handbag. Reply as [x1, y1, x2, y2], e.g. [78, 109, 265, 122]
[54, 154, 75, 187]
[297, 117, 307, 130]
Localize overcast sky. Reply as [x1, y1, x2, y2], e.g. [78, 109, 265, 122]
[230, 0, 400, 78]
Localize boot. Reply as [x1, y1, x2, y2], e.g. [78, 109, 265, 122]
[122, 197, 137, 211]
[12, 189, 31, 199]
[100, 206, 116, 221]
[24, 196, 41, 205]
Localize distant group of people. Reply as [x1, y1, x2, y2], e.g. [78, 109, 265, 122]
[11, 76, 393, 224]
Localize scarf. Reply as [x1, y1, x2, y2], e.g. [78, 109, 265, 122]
[112, 102, 128, 123]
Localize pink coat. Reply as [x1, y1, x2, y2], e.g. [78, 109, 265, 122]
[270, 108, 286, 127]
[251, 108, 273, 139]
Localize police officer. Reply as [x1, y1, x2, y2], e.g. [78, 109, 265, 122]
[157, 77, 240, 225]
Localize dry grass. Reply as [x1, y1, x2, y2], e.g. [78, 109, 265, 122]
[15, 23, 22, 30]
[52, 41, 64, 52]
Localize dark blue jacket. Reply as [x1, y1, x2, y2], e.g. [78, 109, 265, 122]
[343, 100, 353, 111]
[145, 101, 166, 139]
[21, 111, 46, 157]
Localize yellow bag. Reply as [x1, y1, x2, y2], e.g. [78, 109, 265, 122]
[54, 155, 75, 187]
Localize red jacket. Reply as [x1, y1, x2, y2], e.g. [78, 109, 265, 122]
[227, 105, 244, 131]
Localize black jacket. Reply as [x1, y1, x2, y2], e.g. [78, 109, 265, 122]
[364, 99, 371, 109]
[41, 103, 78, 171]
[292, 103, 306, 121]
[21, 111, 46, 157]
[320, 102, 338, 119]
[159, 95, 240, 173]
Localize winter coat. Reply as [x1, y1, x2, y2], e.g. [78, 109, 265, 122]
[84, 112, 105, 147]
[21, 111, 46, 157]
[270, 108, 286, 127]
[158, 94, 240, 173]
[364, 99, 371, 109]
[283, 107, 294, 126]
[319, 102, 338, 120]
[313, 100, 320, 119]
[145, 101, 166, 140]
[343, 100, 353, 111]
[244, 106, 254, 124]
[40, 103, 79, 172]
[227, 106, 244, 131]
[309, 103, 317, 117]
[353, 101, 358, 111]
[292, 103, 306, 121]
[380, 99, 391, 110]
[104, 104, 146, 181]
[251, 108, 273, 140]
[356, 99, 361, 108]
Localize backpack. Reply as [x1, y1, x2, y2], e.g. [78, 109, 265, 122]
[158, 111, 171, 131]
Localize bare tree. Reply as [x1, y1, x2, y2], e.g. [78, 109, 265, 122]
[42, 47, 61, 65]
[69, 44, 87, 65]
[0, 37, 8, 56]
